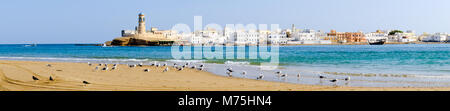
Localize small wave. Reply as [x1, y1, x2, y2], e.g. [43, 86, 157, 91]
[323, 71, 450, 79]
[324, 72, 411, 78]
[166, 59, 206, 63]
[0, 56, 151, 62]
[413, 75, 450, 79]
[224, 61, 250, 65]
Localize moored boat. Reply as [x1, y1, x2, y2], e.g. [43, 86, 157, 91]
[368, 39, 386, 45]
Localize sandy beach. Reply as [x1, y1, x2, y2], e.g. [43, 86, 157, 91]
[0, 60, 449, 91]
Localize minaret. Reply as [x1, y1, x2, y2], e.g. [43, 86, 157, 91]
[137, 13, 146, 34]
[292, 24, 296, 33]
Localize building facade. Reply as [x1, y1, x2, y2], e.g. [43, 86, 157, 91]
[422, 33, 448, 42]
[327, 30, 366, 43]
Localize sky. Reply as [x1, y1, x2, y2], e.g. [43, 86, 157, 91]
[0, 0, 449, 44]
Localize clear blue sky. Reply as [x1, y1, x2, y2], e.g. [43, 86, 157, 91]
[1, 0, 449, 44]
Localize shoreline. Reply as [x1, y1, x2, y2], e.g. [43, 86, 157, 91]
[149, 41, 450, 46]
[4, 41, 450, 47]
[1, 60, 450, 91]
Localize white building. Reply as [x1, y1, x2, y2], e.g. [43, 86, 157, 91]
[287, 29, 330, 44]
[187, 28, 229, 45]
[235, 31, 260, 45]
[224, 27, 236, 44]
[447, 34, 450, 42]
[292, 29, 320, 41]
[222, 27, 272, 45]
[423, 33, 448, 42]
[121, 30, 136, 37]
[189, 35, 203, 44]
[387, 30, 417, 42]
[268, 32, 290, 44]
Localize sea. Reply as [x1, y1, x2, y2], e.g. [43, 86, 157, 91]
[1, 44, 450, 87]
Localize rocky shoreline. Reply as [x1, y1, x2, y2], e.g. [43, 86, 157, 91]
[103, 39, 450, 46]
[105, 37, 174, 46]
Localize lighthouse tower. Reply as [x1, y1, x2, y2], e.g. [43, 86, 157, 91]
[137, 13, 146, 34]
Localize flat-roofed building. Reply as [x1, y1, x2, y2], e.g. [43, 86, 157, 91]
[327, 30, 366, 43]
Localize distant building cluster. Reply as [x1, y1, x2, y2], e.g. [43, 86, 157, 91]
[119, 13, 450, 45]
[120, 13, 178, 42]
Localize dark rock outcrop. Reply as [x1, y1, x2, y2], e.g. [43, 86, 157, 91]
[111, 37, 131, 46]
[110, 37, 174, 46]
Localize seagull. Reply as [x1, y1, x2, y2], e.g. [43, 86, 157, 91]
[82, 81, 90, 85]
[156, 64, 160, 67]
[198, 67, 204, 71]
[182, 65, 187, 68]
[98, 64, 102, 66]
[105, 63, 108, 67]
[102, 67, 108, 71]
[330, 79, 338, 83]
[163, 67, 169, 72]
[226, 71, 232, 77]
[144, 69, 150, 72]
[173, 64, 178, 68]
[191, 65, 196, 69]
[112, 66, 117, 70]
[88, 62, 92, 66]
[276, 71, 282, 75]
[257, 73, 264, 80]
[129, 64, 136, 68]
[319, 75, 326, 79]
[163, 63, 167, 66]
[199, 64, 204, 68]
[138, 63, 143, 67]
[113, 64, 117, 67]
[227, 67, 234, 72]
[344, 77, 351, 81]
[49, 76, 54, 81]
[178, 67, 184, 71]
[32, 76, 39, 81]
[281, 73, 288, 78]
[242, 71, 247, 77]
[297, 73, 301, 79]
[47, 64, 52, 67]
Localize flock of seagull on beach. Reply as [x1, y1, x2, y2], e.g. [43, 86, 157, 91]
[32, 62, 206, 86]
[90, 61, 208, 76]
[33, 62, 352, 87]
[226, 67, 351, 86]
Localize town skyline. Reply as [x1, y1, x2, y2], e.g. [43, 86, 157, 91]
[1, 0, 450, 44]
[106, 13, 448, 47]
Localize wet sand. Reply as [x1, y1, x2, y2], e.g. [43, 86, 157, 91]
[0, 60, 449, 91]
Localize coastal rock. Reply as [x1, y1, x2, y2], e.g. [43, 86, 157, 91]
[110, 37, 174, 46]
[128, 38, 159, 46]
[111, 37, 131, 46]
[104, 41, 112, 46]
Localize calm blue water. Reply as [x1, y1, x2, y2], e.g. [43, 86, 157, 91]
[2, 44, 450, 87]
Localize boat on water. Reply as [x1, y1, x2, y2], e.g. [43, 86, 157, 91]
[24, 44, 37, 47]
[101, 43, 114, 47]
[368, 39, 386, 45]
[366, 32, 388, 45]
